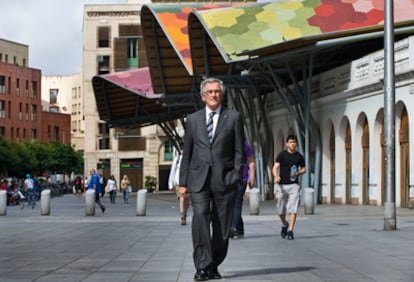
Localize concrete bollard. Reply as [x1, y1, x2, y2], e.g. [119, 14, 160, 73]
[0, 190, 7, 216]
[136, 189, 147, 216]
[249, 187, 260, 215]
[304, 187, 314, 214]
[85, 189, 95, 216]
[409, 187, 414, 209]
[40, 189, 51, 215]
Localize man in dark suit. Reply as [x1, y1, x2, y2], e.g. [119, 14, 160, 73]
[179, 77, 245, 281]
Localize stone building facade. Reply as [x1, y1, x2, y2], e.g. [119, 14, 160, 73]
[267, 35, 414, 208]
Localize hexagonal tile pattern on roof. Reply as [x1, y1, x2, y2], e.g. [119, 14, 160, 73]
[194, 0, 414, 61]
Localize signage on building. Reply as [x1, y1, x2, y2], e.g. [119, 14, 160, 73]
[120, 160, 142, 169]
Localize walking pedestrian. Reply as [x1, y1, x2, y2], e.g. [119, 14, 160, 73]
[87, 168, 106, 213]
[23, 174, 36, 209]
[168, 149, 189, 225]
[230, 141, 255, 238]
[179, 77, 245, 281]
[272, 134, 306, 240]
[120, 175, 130, 204]
[107, 175, 117, 204]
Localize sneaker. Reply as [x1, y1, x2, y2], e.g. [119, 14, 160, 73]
[281, 223, 289, 238]
[229, 228, 239, 239]
[287, 230, 294, 240]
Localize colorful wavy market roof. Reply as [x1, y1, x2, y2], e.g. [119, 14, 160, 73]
[191, 0, 414, 63]
[94, 0, 414, 130]
[141, 3, 250, 97]
[92, 67, 192, 128]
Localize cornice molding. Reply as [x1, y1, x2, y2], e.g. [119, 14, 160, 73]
[87, 11, 139, 17]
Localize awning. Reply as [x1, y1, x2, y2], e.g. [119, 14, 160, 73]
[93, 67, 191, 128]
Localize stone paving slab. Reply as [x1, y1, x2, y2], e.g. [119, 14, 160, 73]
[0, 192, 413, 282]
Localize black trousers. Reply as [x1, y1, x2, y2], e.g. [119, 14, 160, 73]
[190, 177, 237, 271]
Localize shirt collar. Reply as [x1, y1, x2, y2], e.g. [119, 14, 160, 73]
[206, 106, 221, 116]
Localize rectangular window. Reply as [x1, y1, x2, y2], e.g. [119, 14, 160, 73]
[31, 129, 37, 142]
[127, 38, 138, 67]
[98, 26, 110, 48]
[7, 77, 11, 94]
[117, 129, 145, 151]
[0, 127, 5, 137]
[54, 126, 59, 142]
[13, 56, 17, 65]
[23, 58, 26, 67]
[50, 88, 58, 104]
[31, 81, 37, 98]
[98, 123, 110, 150]
[97, 55, 110, 74]
[0, 100, 5, 118]
[16, 78, 20, 96]
[25, 80, 29, 96]
[164, 140, 174, 161]
[0, 76, 5, 94]
[119, 24, 139, 37]
[31, 104, 37, 121]
[25, 104, 29, 120]
[72, 87, 77, 99]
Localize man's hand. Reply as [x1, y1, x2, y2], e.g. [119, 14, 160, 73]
[274, 175, 281, 184]
[179, 186, 188, 195]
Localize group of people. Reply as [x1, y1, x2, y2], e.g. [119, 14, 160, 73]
[1, 174, 38, 209]
[84, 169, 133, 213]
[1, 178, 22, 206]
[172, 77, 306, 281]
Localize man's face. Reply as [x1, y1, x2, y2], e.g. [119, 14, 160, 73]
[286, 139, 297, 153]
[202, 82, 223, 111]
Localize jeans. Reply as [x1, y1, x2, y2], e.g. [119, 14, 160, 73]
[123, 189, 129, 202]
[95, 193, 105, 211]
[231, 181, 247, 233]
[109, 190, 116, 203]
[26, 188, 36, 206]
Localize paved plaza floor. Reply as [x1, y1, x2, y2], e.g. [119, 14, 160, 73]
[0, 192, 413, 282]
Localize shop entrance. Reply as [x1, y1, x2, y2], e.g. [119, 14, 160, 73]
[120, 159, 143, 192]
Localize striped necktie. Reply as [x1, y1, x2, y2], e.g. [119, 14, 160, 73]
[207, 111, 215, 143]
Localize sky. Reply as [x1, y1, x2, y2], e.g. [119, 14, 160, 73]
[0, 0, 126, 76]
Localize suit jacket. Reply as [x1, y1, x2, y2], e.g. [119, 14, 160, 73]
[179, 107, 245, 193]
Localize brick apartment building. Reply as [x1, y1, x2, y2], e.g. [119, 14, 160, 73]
[0, 38, 70, 144]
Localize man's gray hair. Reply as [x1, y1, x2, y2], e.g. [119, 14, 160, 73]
[200, 77, 225, 97]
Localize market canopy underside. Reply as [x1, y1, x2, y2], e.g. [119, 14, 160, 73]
[93, 0, 414, 129]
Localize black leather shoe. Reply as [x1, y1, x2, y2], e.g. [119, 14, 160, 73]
[208, 268, 222, 280]
[194, 269, 209, 281]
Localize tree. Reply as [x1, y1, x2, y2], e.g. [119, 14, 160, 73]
[0, 139, 83, 177]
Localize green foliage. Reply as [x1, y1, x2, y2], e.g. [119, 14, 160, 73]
[144, 175, 157, 188]
[0, 137, 83, 177]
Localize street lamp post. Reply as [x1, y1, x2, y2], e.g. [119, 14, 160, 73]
[383, 0, 396, 230]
